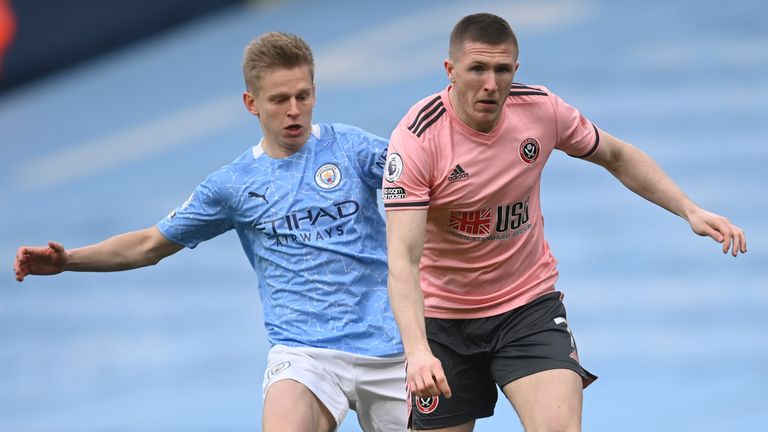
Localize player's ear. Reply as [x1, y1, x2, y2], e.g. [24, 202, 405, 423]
[243, 91, 259, 117]
[444, 59, 455, 83]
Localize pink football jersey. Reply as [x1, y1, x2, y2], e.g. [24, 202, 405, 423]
[384, 84, 599, 319]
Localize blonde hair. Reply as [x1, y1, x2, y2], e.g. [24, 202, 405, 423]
[242, 32, 314, 94]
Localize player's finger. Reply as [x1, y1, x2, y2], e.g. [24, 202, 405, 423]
[434, 371, 452, 398]
[16, 246, 28, 261]
[14, 260, 26, 282]
[696, 224, 722, 244]
[739, 230, 747, 254]
[420, 371, 439, 397]
[414, 375, 432, 397]
[730, 228, 746, 256]
[48, 241, 65, 253]
[14, 249, 26, 268]
[408, 376, 421, 396]
[710, 221, 735, 254]
[409, 373, 424, 396]
[721, 233, 732, 254]
[18, 246, 45, 260]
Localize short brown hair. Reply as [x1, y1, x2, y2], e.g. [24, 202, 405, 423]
[449, 13, 518, 60]
[242, 32, 314, 94]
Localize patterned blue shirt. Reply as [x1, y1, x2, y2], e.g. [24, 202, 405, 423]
[158, 123, 402, 356]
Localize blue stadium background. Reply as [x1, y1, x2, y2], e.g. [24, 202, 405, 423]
[1, 0, 766, 430]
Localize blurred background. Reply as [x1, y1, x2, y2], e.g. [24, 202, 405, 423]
[1, 0, 766, 430]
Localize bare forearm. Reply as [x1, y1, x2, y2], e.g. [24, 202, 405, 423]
[588, 130, 747, 256]
[608, 146, 696, 219]
[592, 131, 697, 221]
[66, 227, 181, 272]
[386, 210, 432, 356]
[388, 264, 431, 357]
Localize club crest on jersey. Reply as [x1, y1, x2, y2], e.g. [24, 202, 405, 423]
[267, 361, 291, 379]
[315, 163, 342, 189]
[415, 396, 439, 414]
[519, 138, 540, 164]
[384, 153, 404, 183]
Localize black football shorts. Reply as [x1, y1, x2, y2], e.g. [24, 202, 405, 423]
[409, 291, 597, 429]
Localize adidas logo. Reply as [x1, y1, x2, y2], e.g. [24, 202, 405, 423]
[448, 164, 470, 182]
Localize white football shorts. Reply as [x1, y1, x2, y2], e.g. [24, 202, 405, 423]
[263, 344, 407, 431]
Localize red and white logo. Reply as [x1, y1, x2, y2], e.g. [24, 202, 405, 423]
[415, 396, 439, 414]
[449, 208, 491, 236]
[519, 138, 540, 164]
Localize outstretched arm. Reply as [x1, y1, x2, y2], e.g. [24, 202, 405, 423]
[585, 129, 747, 256]
[14, 226, 183, 282]
[386, 209, 452, 399]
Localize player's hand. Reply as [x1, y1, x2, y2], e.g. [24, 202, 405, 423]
[14, 241, 70, 282]
[406, 349, 452, 399]
[687, 208, 747, 256]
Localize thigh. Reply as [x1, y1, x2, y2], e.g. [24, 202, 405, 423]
[355, 354, 408, 432]
[263, 379, 336, 432]
[262, 345, 349, 429]
[502, 369, 583, 432]
[490, 292, 597, 388]
[410, 321, 497, 430]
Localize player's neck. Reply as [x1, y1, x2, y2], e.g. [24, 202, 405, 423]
[260, 137, 306, 159]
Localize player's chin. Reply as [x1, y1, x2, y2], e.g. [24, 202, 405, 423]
[281, 129, 308, 145]
[475, 102, 500, 113]
[472, 108, 501, 127]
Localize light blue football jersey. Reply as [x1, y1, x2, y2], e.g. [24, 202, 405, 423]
[158, 123, 402, 356]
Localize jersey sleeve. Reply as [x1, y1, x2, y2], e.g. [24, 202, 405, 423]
[157, 174, 234, 248]
[549, 91, 600, 158]
[334, 123, 389, 190]
[381, 123, 432, 211]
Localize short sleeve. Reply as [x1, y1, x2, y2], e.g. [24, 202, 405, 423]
[381, 124, 432, 210]
[550, 92, 600, 158]
[157, 176, 234, 248]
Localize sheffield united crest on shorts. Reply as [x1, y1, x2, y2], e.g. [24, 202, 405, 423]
[415, 396, 439, 414]
[315, 163, 342, 189]
[519, 138, 540, 164]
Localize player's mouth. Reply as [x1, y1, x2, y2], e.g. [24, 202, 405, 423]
[476, 98, 499, 111]
[284, 123, 303, 137]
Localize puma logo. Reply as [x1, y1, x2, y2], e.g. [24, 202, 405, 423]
[248, 187, 269, 203]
